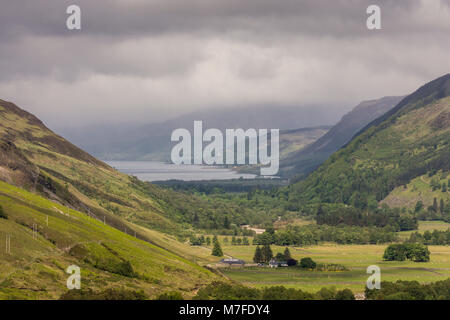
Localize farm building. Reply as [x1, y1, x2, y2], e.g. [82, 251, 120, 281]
[269, 259, 288, 268]
[220, 258, 245, 266]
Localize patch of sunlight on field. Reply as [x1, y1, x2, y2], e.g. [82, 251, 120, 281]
[220, 243, 450, 293]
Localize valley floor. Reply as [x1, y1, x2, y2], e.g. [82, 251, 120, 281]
[218, 243, 450, 293]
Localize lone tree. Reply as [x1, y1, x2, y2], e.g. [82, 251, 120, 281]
[300, 257, 316, 269]
[212, 238, 223, 257]
[0, 204, 7, 219]
[253, 246, 263, 263]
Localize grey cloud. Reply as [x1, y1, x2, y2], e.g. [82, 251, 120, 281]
[0, 0, 449, 127]
[1, 0, 443, 40]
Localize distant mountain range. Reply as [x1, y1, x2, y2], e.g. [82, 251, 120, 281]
[55, 97, 408, 181]
[54, 105, 342, 162]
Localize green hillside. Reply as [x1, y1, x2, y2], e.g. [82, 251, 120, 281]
[0, 99, 228, 299]
[0, 180, 218, 299]
[0, 99, 288, 235]
[289, 74, 450, 209]
[281, 96, 403, 178]
[0, 99, 185, 234]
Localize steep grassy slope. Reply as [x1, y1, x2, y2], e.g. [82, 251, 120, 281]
[0, 99, 201, 235]
[289, 74, 450, 207]
[0, 180, 218, 299]
[281, 96, 403, 178]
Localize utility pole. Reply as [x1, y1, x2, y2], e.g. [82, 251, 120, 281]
[6, 234, 11, 254]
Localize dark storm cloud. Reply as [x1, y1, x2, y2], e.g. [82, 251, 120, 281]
[0, 0, 449, 126]
[0, 0, 434, 39]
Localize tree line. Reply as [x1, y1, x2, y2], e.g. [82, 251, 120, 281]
[194, 281, 355, 300]
[365, 278, 450, 300]
[253, 224, 397, 246]
[315, 204, 418, 231]
[406, 229, 450, 245]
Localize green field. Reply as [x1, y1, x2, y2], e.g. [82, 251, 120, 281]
[219, 243, 450, 293]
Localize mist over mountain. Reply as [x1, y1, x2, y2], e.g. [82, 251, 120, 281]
[54, 104, 343, 161]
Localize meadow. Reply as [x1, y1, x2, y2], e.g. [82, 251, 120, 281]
[209, 221, 450, 293]
[219, 243, 450, 293]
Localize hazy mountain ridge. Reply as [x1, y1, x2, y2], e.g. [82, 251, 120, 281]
[55, 105, 341, 162]
[280, 96, 404, 178]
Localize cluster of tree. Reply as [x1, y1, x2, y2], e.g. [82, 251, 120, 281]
[130, 176, 284, 235]
[253, 245, 274, 264]
[218, 228, 256, 237]
[0, 204, 7, 219]
[429, 177, 449, 192]
[315, 204, 418, 231]
[189, 235, 211, 246]
[406, 229, 450, 245]
[190, 235, 251, 246]
[415, 198, 450, 222]
[253, 225, 397, 246]
[383, 243, 430, 262]
[193, 281, 355, 300]
[189, 235, 223, 256]
[365, 278, 450, 300]
[253, 246, 301, 266]
[154, 178, 287, 194]
[229, 236, 250, 245]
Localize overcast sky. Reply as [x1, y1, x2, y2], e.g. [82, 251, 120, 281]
[1, 0, 449, 128]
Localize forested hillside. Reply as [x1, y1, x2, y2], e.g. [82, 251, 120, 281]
[288, 74, 450, 212]
[280, 96, 403, 178]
